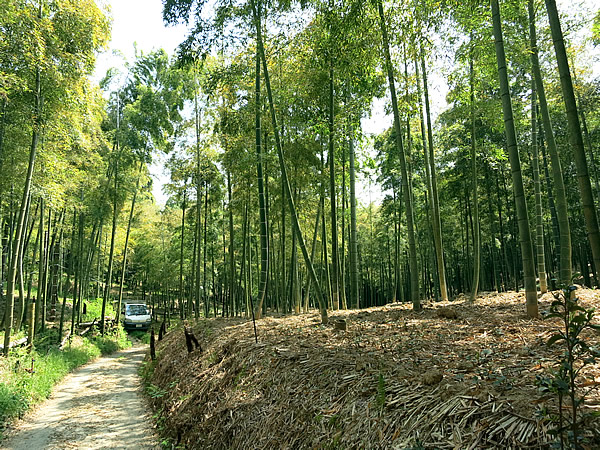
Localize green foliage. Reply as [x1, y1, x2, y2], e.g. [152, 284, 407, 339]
[81, 297, 113, 324]
[536, 286, 600, 448]
[92, 325, 131, 355]
[592, 9, 600, 46]
[147, 384, 168, 399]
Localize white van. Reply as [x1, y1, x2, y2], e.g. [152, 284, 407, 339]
[122, 303, 152, 331]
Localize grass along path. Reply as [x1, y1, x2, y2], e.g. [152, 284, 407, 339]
[2, 345, 158, 449]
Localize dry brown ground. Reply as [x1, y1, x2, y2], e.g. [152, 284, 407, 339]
[146, 288, 600, 449]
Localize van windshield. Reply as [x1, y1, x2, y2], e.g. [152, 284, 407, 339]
[126, 304, 149, 316]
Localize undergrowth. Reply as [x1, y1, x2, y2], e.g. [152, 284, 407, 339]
[0, 324, 130, 439]
[537, 285, 600, 448]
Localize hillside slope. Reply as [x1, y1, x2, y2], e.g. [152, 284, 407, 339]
[144, 289, 600, 449]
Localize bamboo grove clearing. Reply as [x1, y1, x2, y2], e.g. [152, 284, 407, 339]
[1, 0, 600, 444]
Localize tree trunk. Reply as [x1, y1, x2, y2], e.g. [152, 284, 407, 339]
[529, 0, 571, 285]
[491, 0, 538, 317]
[348, 123, 359, 309]
[531, 78, 547, 293]
[203, 182, 209, 317]
[227, 170, 235, 317]
[101, 155, 119, 335]
[35, 199, 45, 333]
[303, 203, 322, 312]
[545, 0, 600, 285]
[469, 39, 481, 301]
[15, 192, 32, 330]
[254, 31, 269, 318]
[251, 0, 328, 323]
[3, 59, 41, 355]
[376, 0, 420, 309]
[116, 163, 142, 326]
[420, 46, 448, 302]
[328, 58, 340, 311]
[178, 189, 186, 318]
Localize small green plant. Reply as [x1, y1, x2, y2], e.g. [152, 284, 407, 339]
[376, 373, 386, 410]
[537, 285, 600, 449]
[147, 384, 168, 399]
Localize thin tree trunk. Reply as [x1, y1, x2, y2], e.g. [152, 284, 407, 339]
[35, 200, 45, 334]
[251, 0, 328, 323]
[531, 78, 547, 293]
[253, 29, 269, 318]
[41, 208, 51, 331]
[303, 203, 322, 312]
[349, 123, 359, 309]
[101, 156, 119, 335]
[416, 57, 437, 300]
[227, 171, 235, 317]
[116, 163, 142, 325]
[15, 192, 32, 330]
[328, 57, 340, 311]
[529, 0, 571, 285]
[3, 55, 41, 354]
[68, 210, 77, 338]
[178, 189, 187, 318]
[420, 45, 448, 302]
[469, 39, 481, 301]
[491, 0, 538, 317]
[340, 127, 347, 310]
[203, 181, 209, 317]
[545, 0, 600, 285]
[376, 0, 420, 309]
[320, 150, 332, 309]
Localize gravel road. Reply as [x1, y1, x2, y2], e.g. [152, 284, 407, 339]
[3, 345, 158, 449]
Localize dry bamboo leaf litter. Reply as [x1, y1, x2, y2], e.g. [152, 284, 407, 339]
[146, 289, 600, 449]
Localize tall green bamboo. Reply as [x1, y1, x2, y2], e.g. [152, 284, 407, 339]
[531, 79, 547, 293]
[528, 0, 571, 285]
[178, 189, 187, 318]
[101, 155, 119, 335]
[376, 0, 420, 309]
[251, 0, 328, 323]
[469, 40, 481, 301]
[545, 0, 600, 285]
[116, 163, 142, 325]
[328, 60, 340, 311]
[254, 19, 269, 318]
[491, 0, 538, 317]
[348, 124, 359, 309]
[420, 45, 448, 302]
[3, 55, 41, 354]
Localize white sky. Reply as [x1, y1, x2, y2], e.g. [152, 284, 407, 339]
[92, 0, 599, 207]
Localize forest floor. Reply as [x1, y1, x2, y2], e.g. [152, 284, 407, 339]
[145, 288, 600, 449]
[2, 344, 159, 449]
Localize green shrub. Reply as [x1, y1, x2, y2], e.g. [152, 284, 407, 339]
[0, 383, 28, 425]
[92, 325, 130, 355]
[537, 285, 600, 449]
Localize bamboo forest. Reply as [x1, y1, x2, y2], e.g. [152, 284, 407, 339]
[1, 0, 600, 448]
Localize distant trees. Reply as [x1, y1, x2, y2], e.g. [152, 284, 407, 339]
[2, 0, 109, 353]
[2, 0, 600, 351]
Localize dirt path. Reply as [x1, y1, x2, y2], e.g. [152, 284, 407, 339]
[3, 345, 158, 449]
